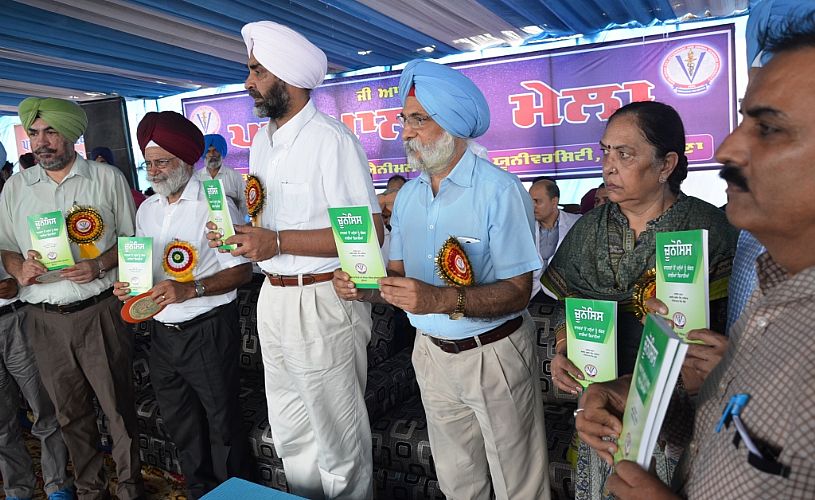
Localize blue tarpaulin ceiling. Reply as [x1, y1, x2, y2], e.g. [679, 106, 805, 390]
[0, 0, 748, 115]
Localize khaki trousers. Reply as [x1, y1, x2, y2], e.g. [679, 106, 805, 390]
[26, 295, 143, 500]
[414, 312, 551, 500]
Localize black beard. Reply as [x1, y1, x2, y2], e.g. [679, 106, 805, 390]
[251, 79, 290, 119]
[719, 164, 749, 192]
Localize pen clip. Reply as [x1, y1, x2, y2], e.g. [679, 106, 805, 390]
[716, 393, 750, 433]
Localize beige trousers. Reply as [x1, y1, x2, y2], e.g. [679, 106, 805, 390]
[257, 280, 373, 500]
[414, 312, 551, 500]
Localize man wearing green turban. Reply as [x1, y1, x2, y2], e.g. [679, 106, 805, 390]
[0, 97, 144, 499]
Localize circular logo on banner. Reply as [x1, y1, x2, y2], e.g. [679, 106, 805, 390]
[662, 44, 721, 95]
[190, 105, 221, 134]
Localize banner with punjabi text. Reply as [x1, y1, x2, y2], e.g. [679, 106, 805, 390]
[182, 25, 735, 185]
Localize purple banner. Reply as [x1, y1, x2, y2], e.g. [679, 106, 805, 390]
[182, 25, 735, 184]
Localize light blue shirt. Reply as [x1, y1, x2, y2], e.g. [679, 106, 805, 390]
[389, 150, 540, 339]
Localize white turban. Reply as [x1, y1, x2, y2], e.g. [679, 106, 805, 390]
[241, 21, 328, 89]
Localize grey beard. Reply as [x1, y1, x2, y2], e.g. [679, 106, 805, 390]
[36, 142, 76, 171]
[405, 131, 456, 175]
[252, 79, 291, 119]
[149, 164, 192, 198]
[206, 157, 223, 171]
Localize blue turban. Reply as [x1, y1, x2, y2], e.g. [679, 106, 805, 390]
[203, 134, 228, 159]
[89, 146, 115, 166]
[398, 60, 490, 139]
[747, 0, 814, 67]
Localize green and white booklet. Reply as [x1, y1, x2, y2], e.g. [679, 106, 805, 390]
[118, 237, 153, 295]
[28, 210, 75, 270]
[614, 314, 688, 468]
[565, 298, 617, 388]
[656, 229, 709, 342]
[328, 206, 386, 289]
[203, 179, 237, 251]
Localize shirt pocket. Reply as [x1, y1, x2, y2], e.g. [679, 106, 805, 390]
[276, 182, 311, 225]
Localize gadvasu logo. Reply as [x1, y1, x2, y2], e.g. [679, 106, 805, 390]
[190, 105, 222, 134]
[662, 44, 721, 95]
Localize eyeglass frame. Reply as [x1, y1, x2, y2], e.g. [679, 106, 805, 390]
[140, 157, 178, 171]
[397, 113, 434, 129]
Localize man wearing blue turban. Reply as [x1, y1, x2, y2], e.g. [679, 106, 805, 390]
[197, 134, 248, 220]
[333, 60, 550, 499]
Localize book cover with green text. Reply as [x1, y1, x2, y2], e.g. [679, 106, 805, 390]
[118, 237, 153, 295]
[203, 179, 237, 251]
[614, 314, 688, 467]
[656, 229, 709, 342]
[328, 206, 386, 289]
[565, 298, 617, 388]
[28, 211, 75, 270]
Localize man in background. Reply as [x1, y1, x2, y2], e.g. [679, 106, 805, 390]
[197, 134, 248, 221]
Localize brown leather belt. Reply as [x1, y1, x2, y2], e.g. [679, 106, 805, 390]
[264, 271, 334, 287]
[39, 288, 114, 315]
[427, 316, 523, 354]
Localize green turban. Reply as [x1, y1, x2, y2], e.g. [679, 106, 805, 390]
[18, 97, 88, 143]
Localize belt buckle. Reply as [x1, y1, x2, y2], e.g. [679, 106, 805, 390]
[166, 323, 183, 331]
[439, 338, 460, 354]
[269, 273, 286, 287]
[302, 274, 316, 285]
[55, 304, 72, 315]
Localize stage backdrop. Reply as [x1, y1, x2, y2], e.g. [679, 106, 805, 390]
[182, 25, 735, 185]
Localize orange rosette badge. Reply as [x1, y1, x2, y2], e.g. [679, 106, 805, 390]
[435, 236, 475, 287]
[632, 268, 657, 319]
[163, 240, 197, 282]
[65, 205, 104, 258]
[245, 175, 265, 226]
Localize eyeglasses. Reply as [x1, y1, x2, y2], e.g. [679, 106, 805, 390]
[397, 113, 433, 129]
[141, 158, 176, 170]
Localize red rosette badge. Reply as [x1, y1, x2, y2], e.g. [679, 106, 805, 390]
[162, 240, 197, 282]
[632, 268, 657, 319]
[245, 175, 265, 226]
[66, 205, 105, 258]
[435, 236, 474, 287]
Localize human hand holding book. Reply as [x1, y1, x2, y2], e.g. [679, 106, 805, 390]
[574, 374, 632, 465]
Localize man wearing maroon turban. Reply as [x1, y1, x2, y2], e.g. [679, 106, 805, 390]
[124, 111, 254, 498]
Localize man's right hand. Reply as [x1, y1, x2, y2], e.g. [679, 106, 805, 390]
[332, 268, 364, 302]
[113, 281, 131, 302]
[20, 250, 47, 285]
[551, 353, 584, 395]
[575, 374, 632, 465]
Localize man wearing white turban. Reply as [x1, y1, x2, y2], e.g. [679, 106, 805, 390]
[333, 60, 550, 499]
[210, 20, 383, 500]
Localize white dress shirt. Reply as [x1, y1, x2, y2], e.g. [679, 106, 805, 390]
[136, 177, 247, 323]
[249, 99, 380, 275]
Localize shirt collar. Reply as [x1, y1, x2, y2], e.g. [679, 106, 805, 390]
[23, 154, 92, 186]
[417, 149, 476, 189]
[265, 99, 318, 147]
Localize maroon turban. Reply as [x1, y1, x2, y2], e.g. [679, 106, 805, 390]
[136, 111, 204, 166]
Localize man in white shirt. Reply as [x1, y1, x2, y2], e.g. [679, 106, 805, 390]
[529, 177, 580, 301]
[209, 21, 383, 500]
[197, 134, 248, 221]
[116, 111, 253, 499]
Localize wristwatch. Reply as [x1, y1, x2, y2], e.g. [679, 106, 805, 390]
[194, 279, 206, 298]
[449, 287, 466, 320]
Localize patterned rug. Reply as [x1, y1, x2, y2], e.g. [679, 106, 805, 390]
[1, 428, 187, 499]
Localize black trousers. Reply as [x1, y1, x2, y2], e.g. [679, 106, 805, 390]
[150, 300, 253, 499]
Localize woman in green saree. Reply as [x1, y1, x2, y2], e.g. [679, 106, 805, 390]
[541, 101, 738, 499]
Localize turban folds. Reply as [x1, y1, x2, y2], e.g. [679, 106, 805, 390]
[747, 0, 813, 67]
[241, 21, 327, 89]
[137, 111, 204, 166]
[19, 97, 88, 143]
[398, 60, 490, 139]
[89, 146, 115, 166]
[203, 134, 228, 159]
[0, 141, 6, 165]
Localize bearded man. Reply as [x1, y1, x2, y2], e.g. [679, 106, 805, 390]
[333, 60, 550, 500]
[197, 134, 248, 221]
[209, 21, 382, 500]
[0, 97, 142, 500]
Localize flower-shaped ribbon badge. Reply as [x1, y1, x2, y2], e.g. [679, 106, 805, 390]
[632, 268, 657, 320]
[163, 240, 197, 282]
[245, 175, 265, 227]
[66, 205, 104, 258]
[435, 236, 474, 287]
